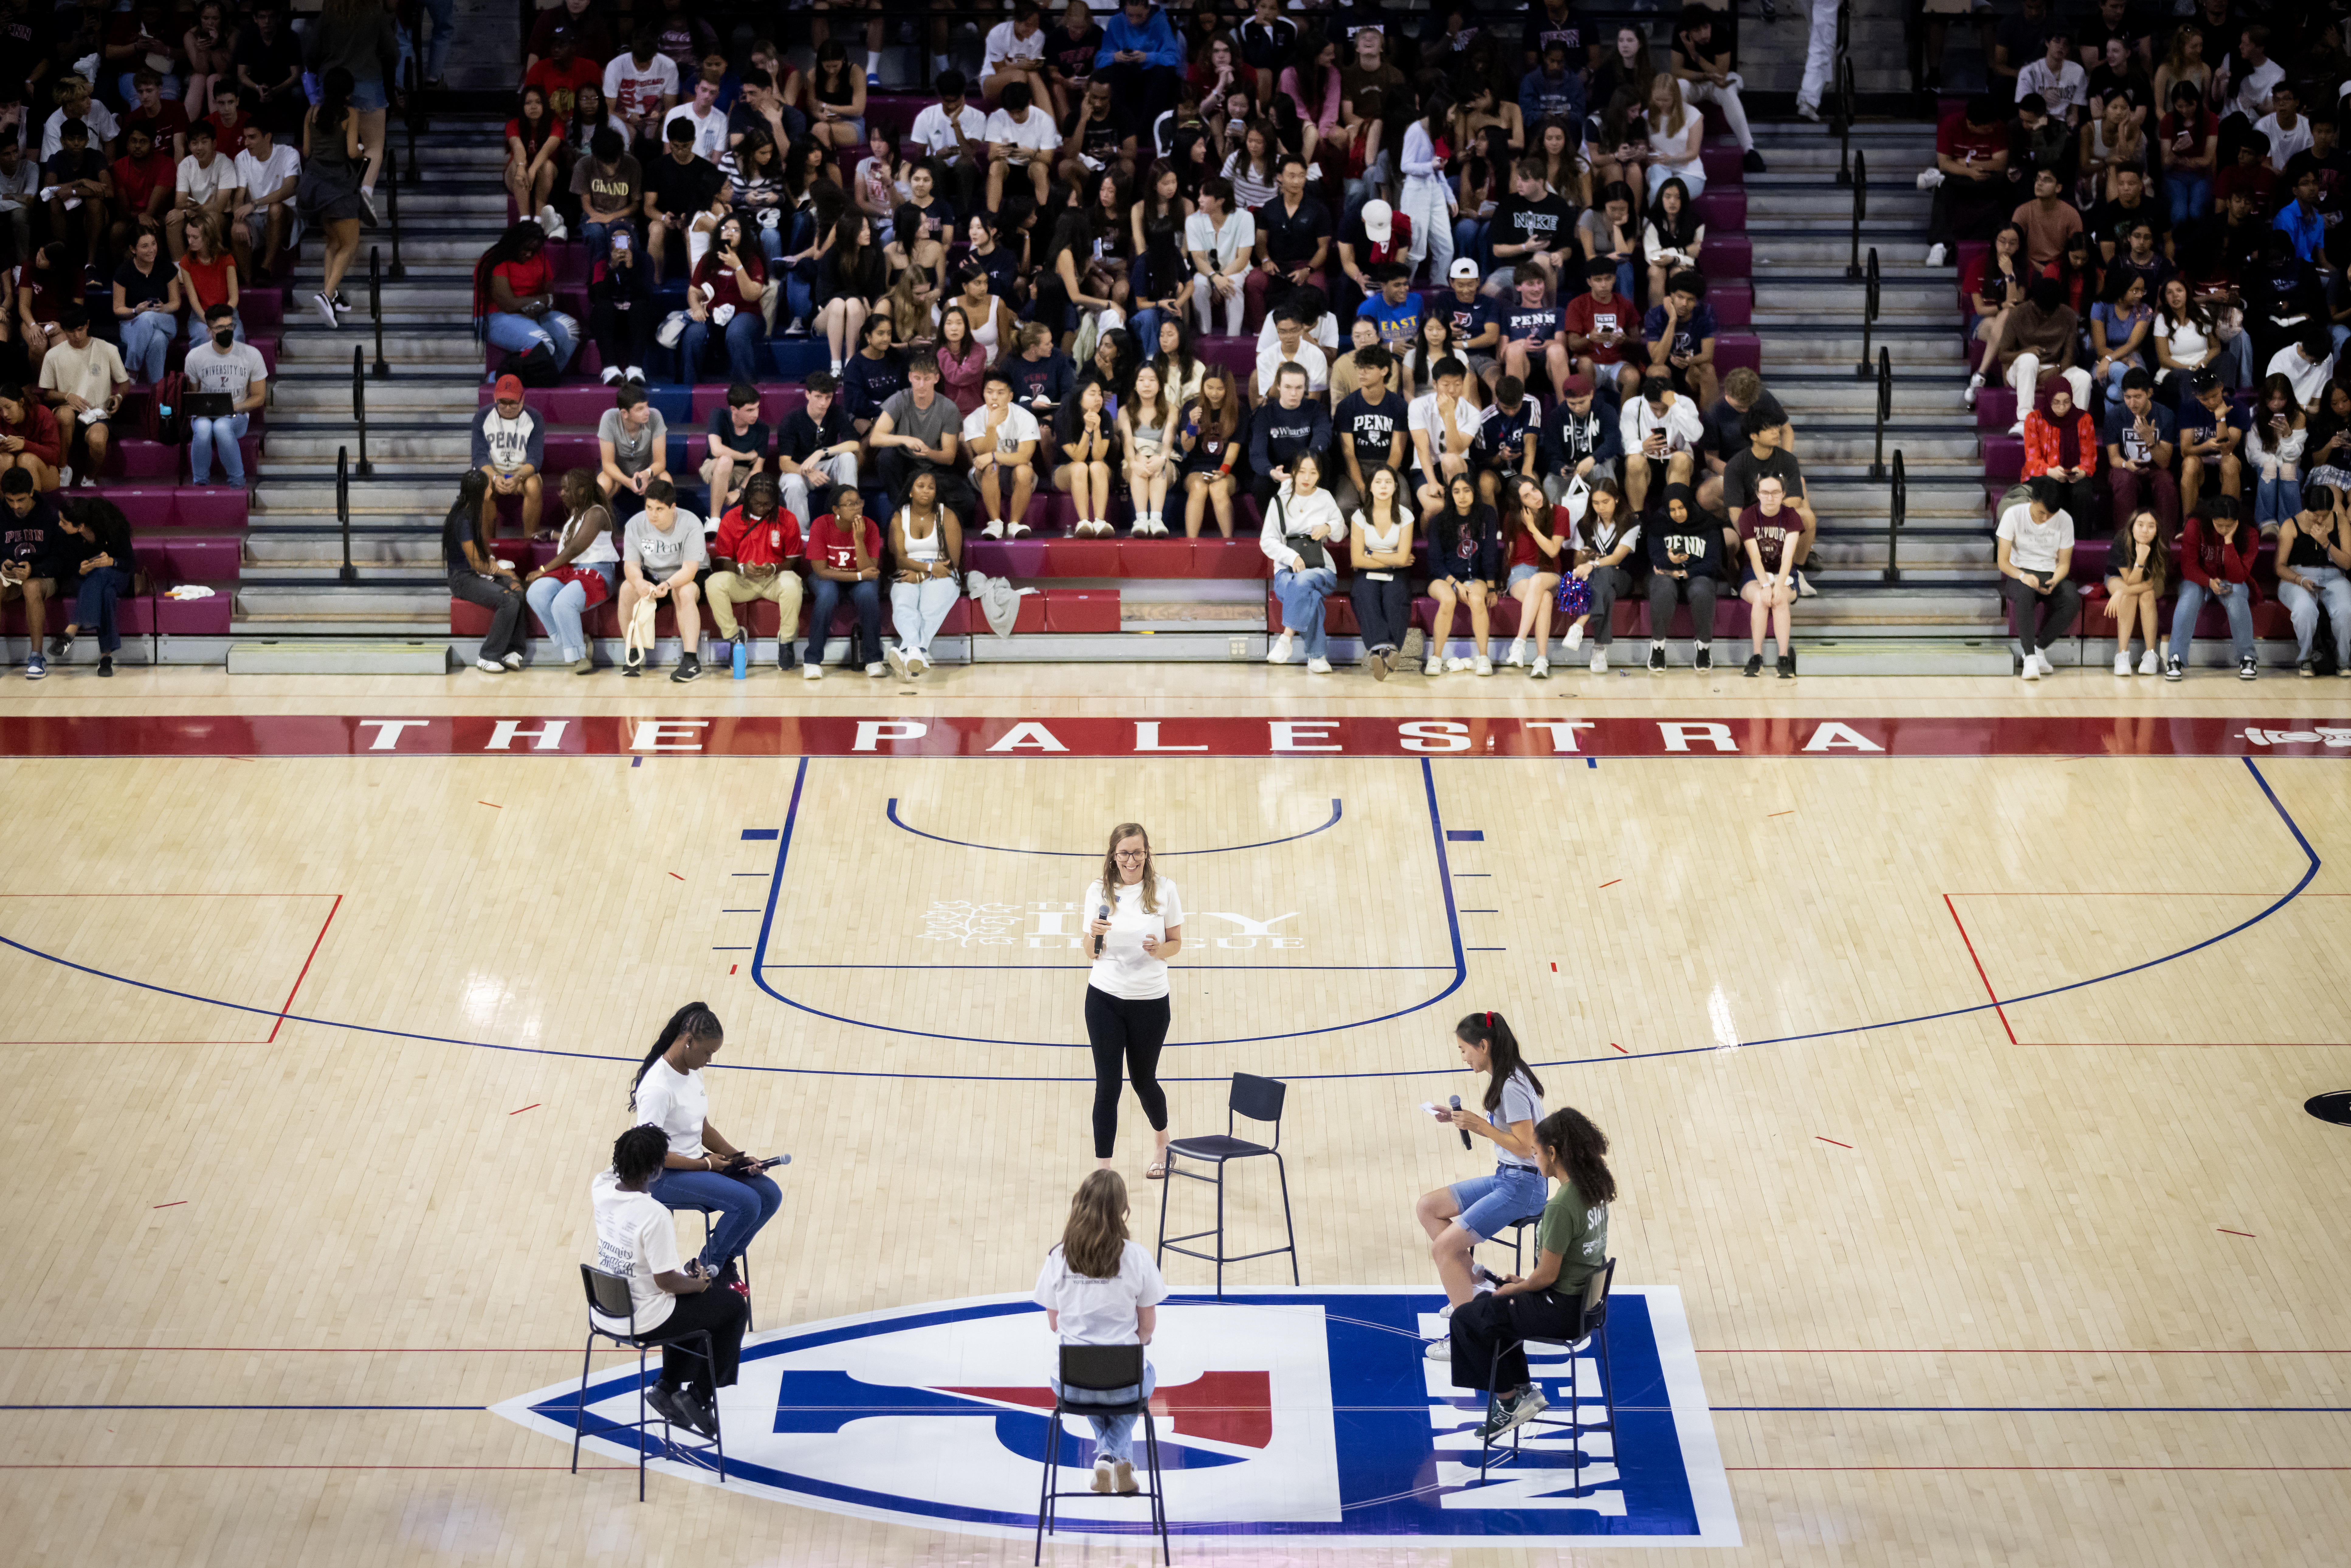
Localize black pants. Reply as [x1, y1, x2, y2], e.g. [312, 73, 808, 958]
[1084, 985, 1170, 1159]
[2002, 573, 2081, 654]
[1448, 1287, 1583, 1394]
[449, 567, 530, 661]
[1101, 62, 1179, 141]
[589, 297, 654, 377]
[1350, 573, 1412, 653]
[1645, 570, 1719, 641]
[641, 1285, 747, 1395]
[1584, 564, 1635, 645]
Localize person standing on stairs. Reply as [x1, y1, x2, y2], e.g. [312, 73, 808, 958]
[1795, 0, 1840, 124]
[301, 0, 399, 229]
[296, 68, 364, 330]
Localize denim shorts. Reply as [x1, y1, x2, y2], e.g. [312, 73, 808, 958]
[1449, 1163, 1549, 1243]
[1507, 563, 1554, 591]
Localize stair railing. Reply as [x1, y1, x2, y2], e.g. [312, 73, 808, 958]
[369, 246, 388, 379]
[1856, 246, 1880, 376]
[401, 57, 424, 185]
[1846, 150, 1867, 280]
[337, 445, 358, 584]
[1883, 450, 1906, 584]
[351, 346, 372, 476]
[1834, 48, 1857, 181]
[385, 144, 406, 280]
[1870, 347, 1891, 480]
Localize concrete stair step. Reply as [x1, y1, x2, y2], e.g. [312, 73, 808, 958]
[1770, 380, 1980, 416]
[270, 380, 481, 412]
[265, 432, 473, 460]
[1750, 236, 1933, 265]
[239, 584, 449, 616]
[1748, 191, 1931, 220]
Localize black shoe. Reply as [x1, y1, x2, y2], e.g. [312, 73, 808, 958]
[1776, 653, 1796, 679]
[675, 1385, 720, 1439]
[97, 655, 113, 677]
[1743, 148, 1767, 173]
[1694, 643, 1712, 672]
[2301, 658, 2317, 679]
[621, 661, 641, 677]
[1646, 643, 1665, 671]
[2163, 655, 2184, 682]
[1743, 653, 1763, 677]
[46, 629, 72, 658]
[2238, 655, 2258, 681]
[777, 646, 797, 671]
[670, 652, 702, 683]
[644, 1380, 696, 1432]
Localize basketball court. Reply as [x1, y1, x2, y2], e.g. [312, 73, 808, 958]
[3, 671, 2348, 1565]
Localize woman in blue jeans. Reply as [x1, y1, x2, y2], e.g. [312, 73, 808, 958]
[522, 470, 620, 672]
[49, 496, 135, 676]
[2165, 499, 2263, 681]
[627, 1002, 785, 1288]
[677, 214, 768, 385]
[112, 229, 181, 383]
[1034, 1170, 1167, 1496]
[475, 221, 581, 374]
[1415, 1010, 1548, 1357]
[1260, 450, 1345, 672]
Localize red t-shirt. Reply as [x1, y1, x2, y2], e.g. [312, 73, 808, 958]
[112, 150, 177, 211]
[1935, 109, 2005, 169]
[714, 505, 804, 567]
[2213, 161, 2276, 210]
[506, 114, 568, 151]
[206, 110, 250, 149]
[491, 252, 553, 302]
[805, 514, 883, 572]
[1738, 504, 1801, 573]
[692, 250, 765, 315]
[1560, 293, 1638, 365]
[125, 101, 189, 150]
[16, 263, 71, 326]
[523, 58, 601, 122]
[178, 250, 234, 313]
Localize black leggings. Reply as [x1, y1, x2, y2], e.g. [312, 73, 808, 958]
[1084, 985, 1171, 1158]
[641, 1285, 747, 1395]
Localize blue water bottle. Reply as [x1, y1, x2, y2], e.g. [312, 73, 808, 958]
[731, 638, 748, 679]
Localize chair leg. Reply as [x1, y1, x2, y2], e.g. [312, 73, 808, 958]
[1478, 1336, 1503, 1480]
[1155, 1152, 1173, 1268]
[1033, 1396, 1059, 1565]
[1143, 1407, 1170, 1565]
[1272, 1150, 1298, 1284]
[1213, 1162, 1227, 1297]
[637, 1346, 650, 1502]
[1598, 1319, 1615, 1432]
[572, 1331, 594, 1475]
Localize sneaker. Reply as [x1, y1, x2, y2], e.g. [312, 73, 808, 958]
[2163, 655, 2184, 681]
[2116, 652, 2134, 676]
[1307, 655, 1332, 673]
[1588, 648, 1607, 674]
[1743, 653, 1763, 677]
[2032, 649, 2054, 676]
[1925, 242, 1948, 266]
[2239, 655, 2258, 681]
[1694, 642, 1712, 672]
[1113, 1458, 1138, 1495]
[501, 652, 525, 671]
[1776, 653, 1796, 679]
[907, 653, 929, 677]
[2139, 650, 2159, 676]
[1530, 656, 1549, 679]
[96, 655, 112, 677]
[1563, 622, 1584, 652]
[865, 660, 887, 677]
[1445, 655, 1472, 672]
[1005, 519, 1031, 538]
[621, 661, 641, 677]
[358, 187, 380, 227]
[1400, 627, 1425, 664]
[24, 652, 45, 679]
[1477, 1387, 1551, 1442]
[476, 656, 504, 673]
[2020, 654, 2040, 680]
[1424, 1337, 1451, 1361]
[46, 629, 72, 659]
[2008, 419, 2026, 437]
[1964, 373, 1982, 408]
[2339, 665, 2351, 679]
[802, 660, 823, 680]
[1504, 638, 1525, 667]
[982, 520, 1004, 538]
[572, 654, 595, 674]
[1091, 1459, 1115, 1494]
[625, 366, 649, 385]
[785, 317, 810, 337]
[1796, 101, 1822, 123]
[312, 291, 337, 329]
[57, 464, 72, 490]
[1268, 630, 1294, 664]
[537, 203, 562, 233]
[1473, 654, 1492, 676]
[2300, 658, 2317, 678]
[644, 1381, 696, 1433]
[674, 1386, 720, 1440]
[1743, 148, 1767, 173]
[1796, 570, 1818, 598]
[885, 645, 911, 679]
[670, 653, 702, 682]
[1647, 642, 1665, 672]
[1367, 649, 1391, 680]
[1424, 655, 1443, 676]
[330, 291, 352, 313]
[601, 366, 624, 385]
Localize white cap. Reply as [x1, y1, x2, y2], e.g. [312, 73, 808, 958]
[1360, 199, 1394, 242]
[1449, 258, 1482, 281]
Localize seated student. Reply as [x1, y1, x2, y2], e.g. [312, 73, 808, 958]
[41, 120, 109, 268]
[1479, 375, 1542, 505]
[1642, 269, 1720, 411]
[966, 369, 1044, 539]
[871, 352, 967, 520]
[2166, 495, 2260, 680]
[1719, 405, 1818, 597]
[1254, 305, 1332, 401]
[676, 214, 767, 386]
[2103, 367, 2180, 529]
[618, 477, 707, 681]
[1259, 448, 1344, 673]
[1409, 355, 1484, 519]
[1033, 1169, 1168, 1499]
[1518, 40, 1586, 131]
[0, 385, 64, 492]
[1177, 365, 1247, 538]
[1424, 470, 1503, 676]
[2253, 80, 2312, 178]
[802, 483, 886, 678]
[1501, 473, 1566, 676]
[1563, 476, 1641, 675]
[36, 307, 126, 486]
[984, 80, 1061, 214]
[113, 228, 182, 386]
[1334, 199, 1414, 321]
[1, 469, 67, 676]
[523, 469, 621, 674]
[1496, 265, 1571, 401]
[573, 126, 644, 263]
[1006, 320, 1079, 415]
[107, 122, 176, 260]
[1619, 373, 1703, 514]
[2276, 485, 2351, 678]
[442, 470, 532, 675]
[705, 471, 804, 672]
[1538, 372, 1622, 508]
[1738, 474, 1805, 679]
[167, 120, 239, 263]
[1698, 367, 1787, 507]
[1486, 159, 1579, 299]
[2279, 116, 2346, 230]
[2267, 328, 2336, 416]
[1428, 259, 1505, 388]
[2246, 372, 2308, 533]
[229, 121, 299, 284]
[2103, 505, 2170, 676]
[841, 314, 909, 438]
[471, 373, 546, 538]
[2021, 379, 2100, 532]
[1056, 379, 1122, 537]
[1643, 481, 1726, 672]
[701, 383, 770, 518]
[1349, 462, 1418, 679]
[177, 302, 263, 491]
[1994, 474, 2079, 681]
[1354, 264, 1424, 357]
[2177, 367, 2250, 516]
[1185, 176, 1255, 337]
[1248, 360, 1332, 510]
[1332, 345, 1410, 521]
[1247, 153, 1332, 332]
[597, 383, 670, 513]
[1561, 256, 1644, 403]
[1117, 361, 1181, 537]
[2000, 278, 2091, 437]
[2242, 230, 2324, 376]
[589, 1122, 749, 1443]
[47, 494, 134, 676]
[883, 470, 963, 680]
[2089, 269, 2156, 399]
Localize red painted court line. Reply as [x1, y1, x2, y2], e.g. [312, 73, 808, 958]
[1816, 1137, 1853, 1149]
[508, 1104, 539, 1116]
[1609, 1041, 1629, 1054]
[1942, 894, 2017, 1045]
[668, 872, 685, 881]
[477, 800, 501, 809]
[150, 1201, 185, 1209]
[1766, 810, 1795, 817]
[2218, 1228, 2257, 1237]
[267, 893, 343, 1045]
[729, 964, 738, 975]
[1598, 879, 1622, 889]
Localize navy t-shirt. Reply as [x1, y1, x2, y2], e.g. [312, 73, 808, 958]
[2175, 396, 2252, 451]
[2099, 399, 2176, 466]
[1641, 301, 1720, 360]
[705, 407, 771, 460]
[1501, 302, 1563, 347]
[1429, 290, 1502, 349]
[1334, 388, 1410, 472]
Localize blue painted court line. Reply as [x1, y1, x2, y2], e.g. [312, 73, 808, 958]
[741, 829, 779, 840]
[885, 797, 1343, 857]
[1587, 757, 1599, 769]
[762, 964, 1455, 971]
[0, 760, 2314, 1087]
[1446, 830, 1484, 842]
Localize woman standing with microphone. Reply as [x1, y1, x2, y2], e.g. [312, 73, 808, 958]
[1083, 824, 1184, 1178]
[627, 1002, 785, 1291]
[1415, 1010, 1546, 1357]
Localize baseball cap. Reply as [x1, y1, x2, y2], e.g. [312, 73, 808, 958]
[2188, 367, 2219, 393]
[1361, 199, 1394, 242]
[1562, 373, 1594, 397]
[493, 374, 525, 400]
[1448, 257, 1481, 281]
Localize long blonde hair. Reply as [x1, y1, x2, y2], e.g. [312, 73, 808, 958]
[1098, 821, 1159, 916]
[1060, 1170, 1130, 1279]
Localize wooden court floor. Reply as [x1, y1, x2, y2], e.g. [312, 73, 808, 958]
[2, 671, 2349, 1566]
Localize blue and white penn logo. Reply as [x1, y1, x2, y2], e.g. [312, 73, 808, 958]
[494, 1287, 1738, 1546]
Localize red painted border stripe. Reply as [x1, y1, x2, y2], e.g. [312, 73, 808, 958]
[267, 894, 342, 1045]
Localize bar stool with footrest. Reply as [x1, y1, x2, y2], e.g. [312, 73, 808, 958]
[1032, 1342, 1170, 1566]
[690, 1209, 755, 1330]
[570, 1264, 729, 1501]
[1155, 1072, 1298, 1297]
[1475, 1257, 1616, 1490]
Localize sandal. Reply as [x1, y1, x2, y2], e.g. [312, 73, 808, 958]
[1146, 1155, 1169, 1180]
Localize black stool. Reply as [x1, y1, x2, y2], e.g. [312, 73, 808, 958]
[1032, 1342, 1170, 1565]
[1475, 1258, 1615, 1489]
[1486, 1211, 1548, 1279]
[571, 1264, 728, 1501]
[1156, 1072, 1298, 1297]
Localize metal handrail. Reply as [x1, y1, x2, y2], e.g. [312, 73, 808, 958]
[369, 247, 388, 379]
[1834, 51, 1856, 182]
[351, 346, 372, 476]
[385, 153, 406, 280]
[1884, 450, 1906, 583]
[401, 58, 423, 185]
[336, 446, 358, 584]
[1856, 247, 1880, 376]
[1870, 347, 1891, 480]
[1846, 150, 1868, 280]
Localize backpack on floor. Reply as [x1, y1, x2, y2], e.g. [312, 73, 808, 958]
[504, 343, 561, 388]
[146, 371, 189, 446]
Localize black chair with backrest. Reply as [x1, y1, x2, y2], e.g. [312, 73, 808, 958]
[571, 1264, 728, 1501]
[1032, 1341, 1170, 1566]
[1155, 1072, 1298, 1298]
[1475, 1257, 1616, 1490]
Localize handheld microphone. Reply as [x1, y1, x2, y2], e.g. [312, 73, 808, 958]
[1093, 902, 1110, 958]
[1450, 1095, 1472, 1150]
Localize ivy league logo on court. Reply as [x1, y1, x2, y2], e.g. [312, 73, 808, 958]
[918, 903, 1305, 950]
[494, 1288, 1737, 1546]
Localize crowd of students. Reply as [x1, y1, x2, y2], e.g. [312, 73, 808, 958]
[456, 1, 1836, 678]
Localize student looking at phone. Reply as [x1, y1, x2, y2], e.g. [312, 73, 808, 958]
[625, 1002, 784, 1292]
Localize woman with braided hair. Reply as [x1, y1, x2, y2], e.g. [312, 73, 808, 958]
[1416, 1009, 1546, 1357]
[627, 1002, 783, 1290]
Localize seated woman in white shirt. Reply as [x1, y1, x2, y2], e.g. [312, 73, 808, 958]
[1034, 1170, 1170, 1497]
[1260, 449, 1347, 672]
[1642, 74, 1706, 201]
[588, 1123, 749, 1439]
[626, 1002, 783, 1287]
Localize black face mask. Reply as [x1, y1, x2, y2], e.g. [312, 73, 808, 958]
[212, 328, 235, 348]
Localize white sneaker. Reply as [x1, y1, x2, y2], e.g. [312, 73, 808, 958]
[600, 366, 623, 385]
[626, 366, 648, 384]
[1925, 243, 1948, 266]
[501, 652, 525, 670]
[1473, 654, 1493, 676]
[1504, 638, 1525, 667]
[907, 653, 929, 676]
[2020, 654, 2041, 680]
[475, 657, 504, 673]
[2008, 420, 2025, 437]
[2033, 649, 2054, 676]
[885, 645, 911, 680]
[313, 292, 338, 328]
[1424, 655, 1443, 676]
[802, 660, 823, 680]
[1563, 623, 1584, 652]
[1268, 631, 1294, 664]
[982, 520, 1004, 538]
[1589, 648, 1608, 673]
[864, 661, 887, 677]
[1445, 656, 1473, 672]
[1964, 373, 1982, 408]
[1796, 101, 1822, 123]
[1425, 1338, 1451, 1361]
[1914, 168, 1944, 191]
[1796, 571, 1819, 598]
[2115, 652, 2133, 676]
[2138, 649, 2159, 676]
[1530, 656, 1549, 679]
[1005, 520, 1031, 537]
[1306, 655, 1332, 673]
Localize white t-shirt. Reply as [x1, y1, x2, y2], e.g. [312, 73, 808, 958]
[1033, 1239, 1168, 1376]
[42, 103, 120, 161]
[588, 1169, 679, 1334]
[984, 105, 1061, 163]
[176, 151, 239, 205]
[1255, 339, 1330, 396]
[633, 1057, 709, 1158]
[663, 101, 728, 162]
[2267, 346, 2335, 410]
[1410, 391, 1481, 468]
[0, 157, 39, 213]
[983, 21, 1048, 75]
[1996, 502, 2075, 577]
[2252, 112, 2313, 170]
[963, 403, 1041, 447]
[604, 52, 680, 122]
[1257, 310, 1341, 357]
[1184, 208, 1255, 271]
[234, 143, 301, 203]
[2014, 58, 2088, 118]
[1081, 875, 1183, 1000]
[909, 101, 989, 162]
[2221, 57, 2284, 122]
[39, 338, 126, 413]
[2153, 311, 2211, 371]
[182, 339, 267, 400]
